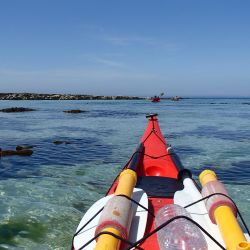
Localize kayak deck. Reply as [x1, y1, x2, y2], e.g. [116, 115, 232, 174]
[106, 114, 182, 249]
[73, 114, 250, 250]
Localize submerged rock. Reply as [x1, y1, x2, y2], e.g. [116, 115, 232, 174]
[53, 140, 71, 145]
[0, 107, 36, 113]
[0, 148, 33, 157]
[0, 218, 46, 246]
[63, 109, 86, 113]
[16, 145, 34, 151]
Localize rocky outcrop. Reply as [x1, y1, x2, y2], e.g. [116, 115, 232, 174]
[0, 148, 33, 157]
[0, 93, 143, 100]
[0, 107, 36, 112]
[63, 110, 86, 113]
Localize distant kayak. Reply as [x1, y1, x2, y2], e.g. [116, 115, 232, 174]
[151, 93, 164, 102]
[72, 114, 250, 250]
[151, 96, 160, 102]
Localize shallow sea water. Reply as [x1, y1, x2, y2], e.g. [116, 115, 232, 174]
[0, 98, 249, 249]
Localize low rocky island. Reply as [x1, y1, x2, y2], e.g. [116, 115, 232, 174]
[0, 93, 143, 100]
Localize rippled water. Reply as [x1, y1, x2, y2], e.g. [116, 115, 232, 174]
[0, 99, 250, 249]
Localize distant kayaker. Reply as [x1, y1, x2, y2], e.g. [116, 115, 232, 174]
[151, 92, 164, 102]
[151, 96, 160, 102]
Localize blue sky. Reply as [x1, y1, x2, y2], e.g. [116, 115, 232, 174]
[0, 1, 250, 96]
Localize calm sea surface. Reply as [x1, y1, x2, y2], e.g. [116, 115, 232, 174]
[0, 98, 250, 249]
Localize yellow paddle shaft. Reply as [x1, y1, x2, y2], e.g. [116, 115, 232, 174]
[94, 169, 137, 250]
[94, 227, 121, 250]
[214, 206, 249, 250]
[115, 169, 137, 196]
[199, 170, 250, 250]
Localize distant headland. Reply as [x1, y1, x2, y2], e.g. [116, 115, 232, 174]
[0, 93, 184, 101]
[0, 93, 143, 100]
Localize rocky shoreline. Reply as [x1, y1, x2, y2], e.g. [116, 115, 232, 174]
[0, 93, 143, 100]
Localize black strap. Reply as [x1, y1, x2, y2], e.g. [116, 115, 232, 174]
[116, 194, 155, 218]
[184, 192, 250, 236]
[126, 215, 226, 250]
[74, 215, 226, 250]
[78, 231, 143, 250]
[72, 192, 249, 250]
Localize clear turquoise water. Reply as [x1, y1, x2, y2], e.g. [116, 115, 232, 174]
[0, 99, 250, 249]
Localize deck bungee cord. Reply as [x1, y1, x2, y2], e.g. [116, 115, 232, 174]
[72, 114, 250, 250]
[73, 191, 250, 250]
[73, 182, 250, 250]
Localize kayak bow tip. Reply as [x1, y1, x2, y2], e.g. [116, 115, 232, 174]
[145, 113, 158, 119]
